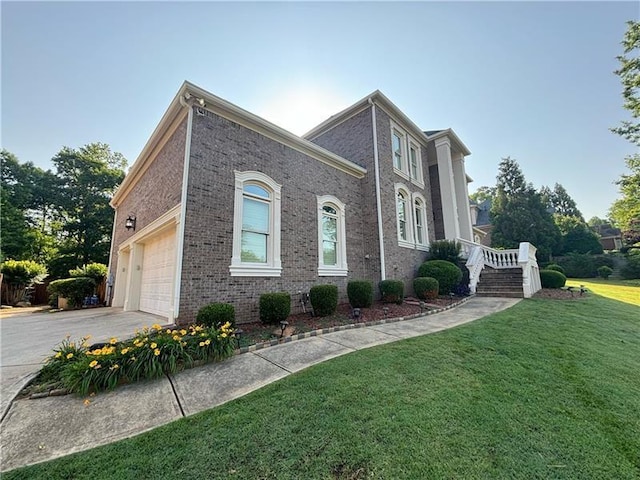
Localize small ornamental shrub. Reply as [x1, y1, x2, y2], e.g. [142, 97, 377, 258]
[196, 302, 236, 328]
[69, 263, 108, 282]
[1, 259, 47, 305]
[413, 277, 439, 300]
[309, 285, 339, 317]
[347, 280, 373, 308]
[557, 253, 596, 278]
[418, 260, 463, 295]
[621, 253, 640, 280]
[540, 270, 567, 289]
[48, 277, 96, 308]
[545, 264, 565, 275]
[597, 266, 613, 279]
[259, 292, 291, 324]
[379, 280, 404, 304]
[428, 240, 461, 264]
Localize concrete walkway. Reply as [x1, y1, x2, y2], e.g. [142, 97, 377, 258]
[0, 297, 520, 473]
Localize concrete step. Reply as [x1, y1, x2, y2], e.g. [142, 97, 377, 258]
[478, 278, 522, 285]
[477, 285, 523, 293]
[476, 291, 524, 298]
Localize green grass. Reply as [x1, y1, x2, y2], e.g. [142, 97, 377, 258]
[566, 277, 640, 306]
[6, 295, 640, 479]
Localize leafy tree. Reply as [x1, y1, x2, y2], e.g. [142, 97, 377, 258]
[469, 186, 496, 204]
[490, 157, 561, 261]
[588, 216, 607, 227]
[554, 214, 603, 254]
[610, 21, 640, 240]
[51, 143, 127, 272]
[541, 183, 583, 219]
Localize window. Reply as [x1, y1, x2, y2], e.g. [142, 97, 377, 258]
[230, 171, 282, 277]
[413, 193, 428, 250]
[408, 140, 424, 186]
[392, 130, 404, 172]
[391, 124, 423, 186]
[395, 184, 413, 248]
[317, 195, 348, 276]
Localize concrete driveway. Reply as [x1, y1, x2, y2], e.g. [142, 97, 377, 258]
[0, 307, 167, 419]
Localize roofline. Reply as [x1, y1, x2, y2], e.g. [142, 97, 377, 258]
[425, 128, 471, 156]
[112, 81, 367, 207]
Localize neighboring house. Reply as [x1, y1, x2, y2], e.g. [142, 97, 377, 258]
[108, 81, 476, 324]
[469, 198, 493, 246]
[592, 224, 623, 251]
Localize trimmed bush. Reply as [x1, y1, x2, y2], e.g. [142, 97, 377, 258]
[196, 302, 235, 328]
[418, 260, 463, 295]
[428, 240, 461, 264]
[48, 277, 96, 308]
[597, 266, 613, 279]
[621, 253, 640, 280]
[379, 280, 404, 304]
[259, 292, 291, 324]
[1, 259, 47, 305]
[309, 285, 338, 317]
[413, 277, 439, 301]
[540, 270, 567, 289]
[545, 264, 565, 275]
[69, 263, 108, 282]
[347, 280, 373, 308]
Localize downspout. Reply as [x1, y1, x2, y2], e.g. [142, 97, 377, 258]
[369, 98, 386, 280]
[173, 94, 194, 322]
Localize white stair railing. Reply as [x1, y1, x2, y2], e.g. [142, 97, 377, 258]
[456, 238, 542, 298]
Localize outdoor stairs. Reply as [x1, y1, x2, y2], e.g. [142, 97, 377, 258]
[476, 267, 524, 298]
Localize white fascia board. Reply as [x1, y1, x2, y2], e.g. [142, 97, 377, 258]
[426, 129, 471, 156]
[182, 82, 366, 179]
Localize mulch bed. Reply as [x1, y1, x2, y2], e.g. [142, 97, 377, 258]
[532, 288, 589, 300]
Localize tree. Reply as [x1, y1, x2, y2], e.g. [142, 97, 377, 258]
[554, 214, 603, 254]
[490, 157, 561, 261]
[469, 186, 496, 204]
[51, 143, 127, 274]
[588, 216, 607, 227]
[610, 20, 640, 240]
[540, 183, 583, 219]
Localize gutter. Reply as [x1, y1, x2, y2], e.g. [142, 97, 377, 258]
[369, 98, 386, 280]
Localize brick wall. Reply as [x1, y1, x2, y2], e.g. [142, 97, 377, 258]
[178, 110, 367, 323]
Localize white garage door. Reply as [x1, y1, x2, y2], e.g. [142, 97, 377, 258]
[139, 229, 176, 317]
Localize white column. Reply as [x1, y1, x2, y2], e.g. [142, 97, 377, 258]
[452, 154, 473, 242]
[435, 138, 460, 239]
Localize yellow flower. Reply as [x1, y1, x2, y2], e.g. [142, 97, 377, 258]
[109, 364, 120, 370]
[55, 352, 62, 359]
[180, 329, 187, 336]
[131, 356, 136, 361]
[109, 337, 117, 345]
[222, 322, 231, 329]
[173, 335, 180, 341]
[66, 353, 74, 359]
[134, 341, 143, 348]
[195, 326, 203, 332]
[166, 329, 172, 334]
[89, 360, 98, 368]
[151, 323, 162, 331]
[199, 341, 205, 347]
[81, 342, 89, 348]
[200, 333, 206, 337]
[154, 349, 160, 356]
[121, 348, 130, 355]
[205, 339, 211, 345]
[150, 342, 157, 349]
[83, 399, 91, 407]
[221, 333, 227, 338]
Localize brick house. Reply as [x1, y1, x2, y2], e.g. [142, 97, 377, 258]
[108, 81, 476, 324]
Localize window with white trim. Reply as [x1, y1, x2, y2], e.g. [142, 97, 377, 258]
[395, 183, 414, 248]
[230, 171, 282, 277]
[413, 193, 428, 250]
[392, 128, 406, 175]
[317, 195, 348, 276]
[408, 140, 424, 186]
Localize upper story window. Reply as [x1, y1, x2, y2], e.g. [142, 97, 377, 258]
[317, 195, 348, 276]
[413, 193, 428, 250]
[230, 171, 282, 277]
[391, 123, 424, 187]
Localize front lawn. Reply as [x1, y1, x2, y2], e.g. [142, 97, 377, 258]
[566, 278, 640, 306]
[6, 294, 640, 479]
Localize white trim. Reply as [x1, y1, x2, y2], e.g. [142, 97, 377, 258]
[395, 183, 413, 248]
[408, 136, 425, 188]
[317, 195, 348, 277]
[173, 104, 193, 319]
[230, 171, 282, 277]
[370, 102, 386, 280]
[412, 192, 429, 251]
[117, 205, 182, 250]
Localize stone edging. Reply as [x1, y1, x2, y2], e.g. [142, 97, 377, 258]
[235, 296, 472, 354]
[26, 296, 473, 400]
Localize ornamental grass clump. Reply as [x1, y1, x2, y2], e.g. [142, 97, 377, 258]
[41, 322, 236, 395]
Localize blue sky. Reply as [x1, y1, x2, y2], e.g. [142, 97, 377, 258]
[2, 1, 638, 220]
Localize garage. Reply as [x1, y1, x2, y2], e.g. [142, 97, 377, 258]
[139, 229, 176, 317]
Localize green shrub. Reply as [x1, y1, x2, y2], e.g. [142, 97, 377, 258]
[555, 253, 596, 278]
[546, 264, 565, 275]
[69, 263, 108, 282]
[597, 266, 613, 279]
[1, 259, 47, 305]
[428, 240, 461, 264]
[379, 280, 404, 304]
[196, 303, 235, 328]
[418, 260, 463, 295]
[309, 285, 338, 317]
[413, 277, 439, 300]
[540, 270, 567, 289]
[621, 254, 640, 280]
[259, 292, 291, 324]
[347, 280, 373, 308]
[48, 277, 96, 308]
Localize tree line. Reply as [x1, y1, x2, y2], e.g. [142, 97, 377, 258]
[1, 143, 127, 279]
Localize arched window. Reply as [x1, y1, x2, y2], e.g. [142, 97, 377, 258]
[395, 183, 413, 248]
[230, 171, 282, 277]
[412, 193, 429, 250]
[317, 195, 348, 276]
